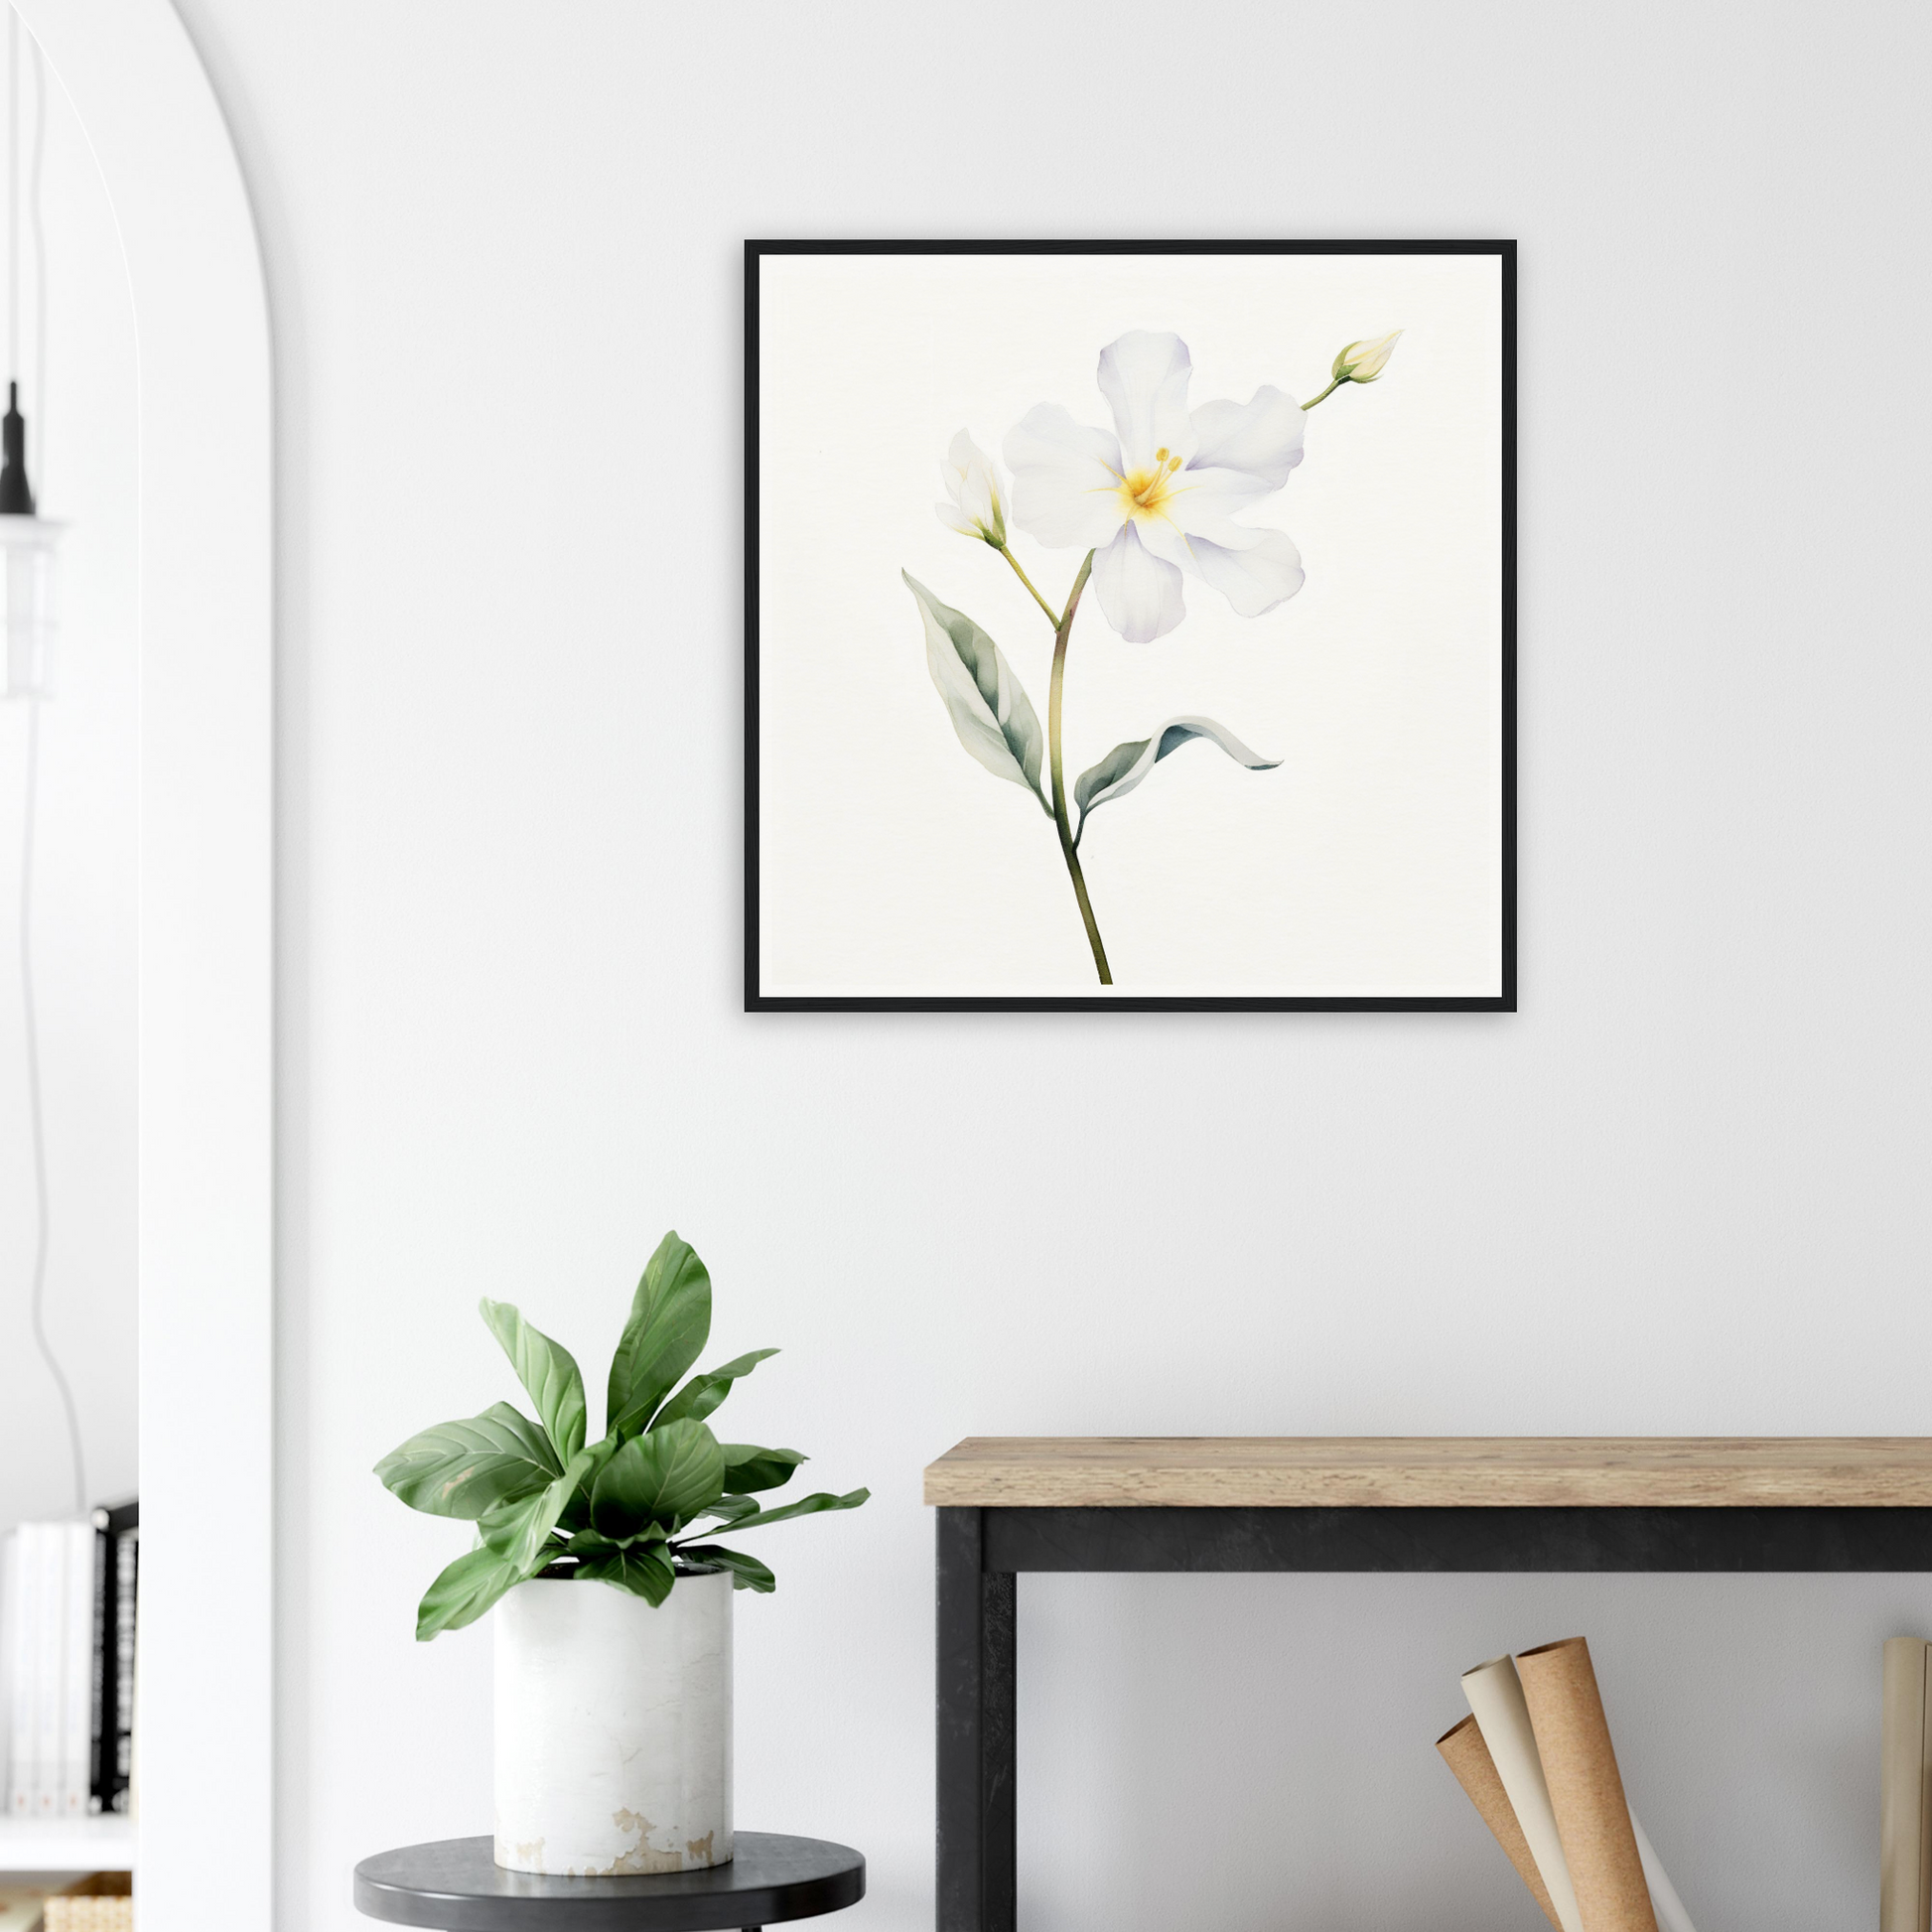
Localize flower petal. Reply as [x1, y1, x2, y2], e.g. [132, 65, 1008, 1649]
[945, 430, 1002, 534]
[1187, 527, 1306, 618]
[1091, 523, 1184, 642]
[1003, 404, 1126, 550]
[1096, 331, 1197, 473]
[935, 500, 982, 537]
[1150, 463, 1275, 547]
[1188, 386, 1307, 487]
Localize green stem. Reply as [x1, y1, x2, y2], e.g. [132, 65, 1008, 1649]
[1046, 550, 1111, 986]
[996, 541, 1061, 626]
[1301, 376, 1345, 411]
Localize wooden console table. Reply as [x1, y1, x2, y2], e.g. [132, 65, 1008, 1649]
[924, 1436, 1932, 1932]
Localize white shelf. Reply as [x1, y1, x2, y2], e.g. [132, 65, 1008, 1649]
[0, 1814, 136, 1871]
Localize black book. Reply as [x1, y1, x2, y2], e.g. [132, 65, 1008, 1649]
[88, 1499, 137, 1815]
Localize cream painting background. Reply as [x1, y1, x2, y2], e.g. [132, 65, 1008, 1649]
[756, 251, 1503, 999]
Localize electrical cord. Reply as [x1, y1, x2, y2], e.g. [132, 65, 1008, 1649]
[21, 696, 86, 1516]
[10, 7, 85, 1517]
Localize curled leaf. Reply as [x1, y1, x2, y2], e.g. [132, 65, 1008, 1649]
[655, 1347, 779, 1430]
[675, 1545, 777, 1593]
[1073, 716, 1281, 847]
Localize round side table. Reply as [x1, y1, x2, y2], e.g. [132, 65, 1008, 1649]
[353, 1834, 866, 1932]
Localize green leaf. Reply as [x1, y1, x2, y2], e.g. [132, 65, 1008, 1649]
[374, 1402, 562, 1519]
[590, 1419, 727, 1540]
[675, 1545, 776, 1593]
[1072, 716, 1280, 849]
[902, 572, 1049, 810]
[566, 1521, 669, 1557]
[557, 1435, 622, 1535]
[606, 1232, 713, 1439]
[480, 1298, 588, 1460]
[715, 1486, 869, 1534]
[693, 1493, 762, 1529]
[720, 1444, 806, 1494]
[654, 1348, 779, 1430]
[414, 1545, 525, 1641]
[480, 1447, 598, 1574]
[576, 1541, 676, 1607]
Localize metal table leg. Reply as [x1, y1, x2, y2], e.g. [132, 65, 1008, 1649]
[936, 1507, 1015, 1932]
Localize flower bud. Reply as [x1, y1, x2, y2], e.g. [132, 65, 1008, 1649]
[934, 430, 1008, 545]
[1331, 330, 1403, 384]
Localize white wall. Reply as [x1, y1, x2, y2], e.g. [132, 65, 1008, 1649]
[165, 1, 1931, 1926]
[0, 32, 139, 1534]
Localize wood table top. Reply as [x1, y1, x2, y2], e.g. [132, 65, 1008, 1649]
[922, 1438, 1932, 1508]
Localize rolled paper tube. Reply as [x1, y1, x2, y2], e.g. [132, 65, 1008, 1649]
[1629, 1814, 1696, 1932]
[1461, 1654, 1585, 1932]
[1516, 1637, 1657, 1932]
[1437, 1713, 1564, 1931]
[1880, 1636, 1930, 1932]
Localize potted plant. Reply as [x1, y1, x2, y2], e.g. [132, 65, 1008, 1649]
[375, 1230, 868, 1878]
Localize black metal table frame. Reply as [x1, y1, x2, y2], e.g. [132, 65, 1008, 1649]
[934, 1501, 1932, 1932]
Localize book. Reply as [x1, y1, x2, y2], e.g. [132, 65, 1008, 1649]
[85, 1504, 135, 1817]
[0, 1530, 23, 1815]
[30, 1525, 63, 1819]
[59, 1525, 90, 1818]
[108, 1516, 135, 1815]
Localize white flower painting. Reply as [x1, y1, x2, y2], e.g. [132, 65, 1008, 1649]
[911, 325, 1401, 985]
[749, 244, 1513, 1010]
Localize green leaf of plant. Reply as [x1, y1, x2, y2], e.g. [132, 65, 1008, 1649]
[1072, 716, 1280, 849]
[713, 1486, 869, 1534]
[414, 1545, 525, 1641]
[590, 1419, 727, 1540]
[576, 1541, 676, 1607]
[903, 572, 1049, 811]
[480, 1447, 598, 1575]
[374, 1401, 563, 1519]
[674, 1544, 776, 1593]
[654, 1348, 779, 1430]
[480, 1298, 588, 1460]
[720, 1444, 806, 1494]
[693, 1493, 762, 1529]
[606, 1232, 713, 1439]
[558, 1435, 622, 1535]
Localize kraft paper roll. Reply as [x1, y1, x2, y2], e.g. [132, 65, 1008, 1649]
[1881, 1637, 1932, 1932]
[1437, 1713, 1565, 1931]
[1461, 1654, 1585, 1932]
[1516, 1636, 1657, 1932]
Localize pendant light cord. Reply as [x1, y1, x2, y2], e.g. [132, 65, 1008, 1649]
[28, 21, 42, 485]
[21, 698, 86, 1516]
[9, 7, 83, 1516]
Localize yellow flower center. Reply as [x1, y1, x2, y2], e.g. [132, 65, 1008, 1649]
[1117, 447, 1185, 522]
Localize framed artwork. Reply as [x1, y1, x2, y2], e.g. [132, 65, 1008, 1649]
[746, 239, 1514, 1012]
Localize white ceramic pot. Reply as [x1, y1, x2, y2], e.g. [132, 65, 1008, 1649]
[493, 1568, 733, 1875]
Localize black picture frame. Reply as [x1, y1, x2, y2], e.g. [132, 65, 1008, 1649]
[746, 238, 1515, 1014]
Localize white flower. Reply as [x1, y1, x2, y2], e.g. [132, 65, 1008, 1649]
[1333, 330, 1402, 383]
[1002, 331, 1306, 644]
[934, 430, 1007, 545]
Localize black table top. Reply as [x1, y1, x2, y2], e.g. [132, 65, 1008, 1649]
[353, 1833, 866, 1932]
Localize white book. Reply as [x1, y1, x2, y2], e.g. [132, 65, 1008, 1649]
[9, 1527, 40, 1816]
[0, 1530, 20, 1814]
[4, 1527, 32, 1816]
[30, 1524, 64, 1818]
[60, 1524, 92, 1817]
